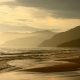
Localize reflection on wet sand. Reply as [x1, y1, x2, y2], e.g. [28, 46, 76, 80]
[0, 48, 80, 80]
[0, 71, 80, 80]
[8, 59, 80, 72]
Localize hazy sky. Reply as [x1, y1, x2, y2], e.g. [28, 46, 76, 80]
[0, 0, 80, 32]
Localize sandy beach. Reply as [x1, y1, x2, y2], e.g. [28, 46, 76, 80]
[0, 49, 80, 80]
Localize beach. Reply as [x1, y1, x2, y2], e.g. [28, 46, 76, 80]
[0, 48, 80, 80]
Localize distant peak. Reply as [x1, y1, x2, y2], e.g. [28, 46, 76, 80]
[67, 25, 80, 32]
[75, 25, 80, 28]
[73, 25, 80, 30]
[41, 30, 52, 32]
[34, 30, 53, 33]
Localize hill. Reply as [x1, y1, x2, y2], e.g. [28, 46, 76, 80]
[2, 30, 55, 48]
[0, 32, 30, 45]
[40, 26, 80, 47]
[58, 39, 80, 47]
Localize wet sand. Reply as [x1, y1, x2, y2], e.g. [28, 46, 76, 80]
[0, 54, 80, 73]
[11, 57, 79, 73]
[0, 71, 80, 80]
[7, 57, 80, 73]
[0, 49, 80, 80]
[24, 62, 80, 73]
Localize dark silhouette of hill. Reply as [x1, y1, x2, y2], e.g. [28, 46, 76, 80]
[58, 38, 80, 47]
[40, 26, 80, 47]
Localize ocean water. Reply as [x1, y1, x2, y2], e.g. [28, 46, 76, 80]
[0, 47, 80, 80]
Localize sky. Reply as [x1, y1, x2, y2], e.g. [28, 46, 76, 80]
[0, 0, 80, 32]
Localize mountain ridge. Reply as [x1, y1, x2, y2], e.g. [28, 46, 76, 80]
[40, 26, 80, 47]
[58, 38, 80, 47]
[1, 30, 55, 48]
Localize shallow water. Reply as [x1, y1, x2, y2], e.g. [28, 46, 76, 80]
[0, 71, 80, 80]
[0, 48, 80, 80]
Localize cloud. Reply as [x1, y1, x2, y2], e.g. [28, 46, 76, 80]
[0, 6, 52, 29]
[0, 0, 80, 32]
[1, 0, 80, 19]
[0, 0, 14, 2]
